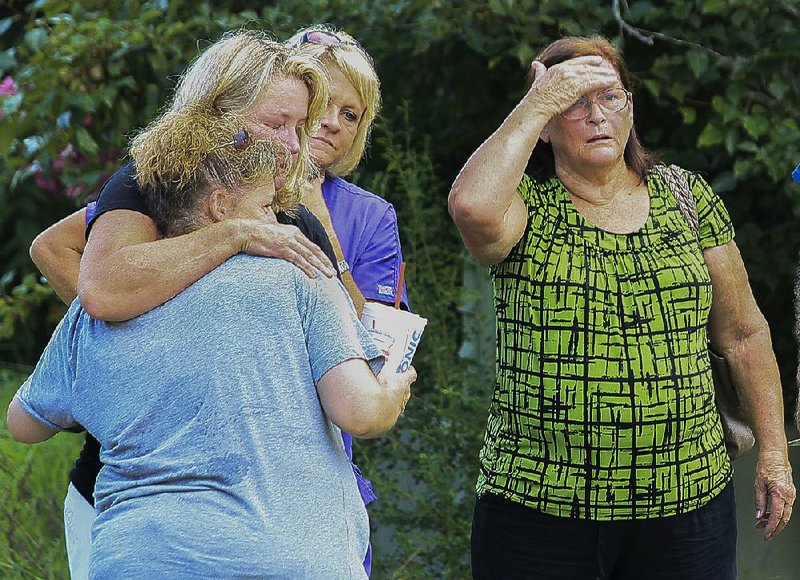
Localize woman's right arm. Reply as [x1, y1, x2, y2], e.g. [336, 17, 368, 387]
[79, 211, 334, 321]
[317, 362, 415, 438]
[447, 57, 618, 265]
[79, 210, 232, 320]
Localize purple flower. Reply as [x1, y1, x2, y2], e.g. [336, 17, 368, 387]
[0, 76, 18, 97]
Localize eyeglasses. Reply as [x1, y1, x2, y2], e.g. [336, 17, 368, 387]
[295, 30, 374, 67]
[561, 88, 632, 120]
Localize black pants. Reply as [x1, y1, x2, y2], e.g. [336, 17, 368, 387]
[471, 482, 737, 580]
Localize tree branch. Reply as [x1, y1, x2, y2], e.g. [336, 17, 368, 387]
[612, 0, 653, 45]
[612, 0, 729, 59]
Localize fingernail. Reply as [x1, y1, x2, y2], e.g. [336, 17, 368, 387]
[756, 509, 764, 519]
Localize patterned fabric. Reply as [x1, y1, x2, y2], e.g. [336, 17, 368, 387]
[477, 169, 735, 520]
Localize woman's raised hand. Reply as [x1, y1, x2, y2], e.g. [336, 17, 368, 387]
[235, 219, 337, 278]
[528, 56, 620, 119]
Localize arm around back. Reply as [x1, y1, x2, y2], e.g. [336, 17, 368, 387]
[79, 210, 339, 322]
[29, 207, 87, 304]
[78, 210, 244, 321]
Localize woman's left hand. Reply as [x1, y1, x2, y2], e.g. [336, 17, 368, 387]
[754, 450, 795, 540]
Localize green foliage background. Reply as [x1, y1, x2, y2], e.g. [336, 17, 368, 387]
[0, 367, 83, 578]
[1, 0, 798, 577]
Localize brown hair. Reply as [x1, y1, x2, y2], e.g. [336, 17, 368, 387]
[528, 35, 657, 181]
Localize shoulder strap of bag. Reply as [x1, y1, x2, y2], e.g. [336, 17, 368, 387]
[653, 164, 700, 241]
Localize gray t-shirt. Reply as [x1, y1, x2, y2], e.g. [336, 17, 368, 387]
[18, 255, 383, 579]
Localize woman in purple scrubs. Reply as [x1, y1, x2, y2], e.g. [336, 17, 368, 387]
[288, 26, 410, 575]
[289, 27, 408, 316]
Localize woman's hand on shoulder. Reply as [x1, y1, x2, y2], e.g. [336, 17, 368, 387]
[527, 56, 620, 118]
[234, 218, 336, 279]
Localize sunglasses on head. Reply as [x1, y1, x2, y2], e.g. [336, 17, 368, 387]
[296, 30, 374, 67]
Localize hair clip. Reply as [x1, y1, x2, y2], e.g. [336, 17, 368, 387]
[211, 129, 250, 152]
[231, 129, 250, 151]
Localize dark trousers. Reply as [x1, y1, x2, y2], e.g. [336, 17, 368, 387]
[471, 482, 737, 580]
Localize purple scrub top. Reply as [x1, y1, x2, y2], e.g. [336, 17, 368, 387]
[322, 174, 409, 309]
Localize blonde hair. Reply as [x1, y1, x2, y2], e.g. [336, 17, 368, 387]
[130, 108, 288, 238]
[164, 29, 328, 211]
[287, 25, 381, 176]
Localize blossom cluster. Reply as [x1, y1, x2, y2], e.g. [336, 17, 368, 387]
[0, 76, 17, 96]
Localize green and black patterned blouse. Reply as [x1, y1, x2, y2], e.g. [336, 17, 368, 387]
[477, 168, 735, 520]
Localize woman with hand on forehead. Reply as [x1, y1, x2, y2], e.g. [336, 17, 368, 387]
[288, 26, 409, 576]
[450, 35, 794, 579]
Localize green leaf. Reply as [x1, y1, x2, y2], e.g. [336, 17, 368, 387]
[738, 140, 759, 153]
[712, 172, 737, 193]
[710, 95, 727, 114]
[701, 0, 728, 14]
[698, 123, 724, 147]
[63, 92, 95, 112]
[628, 0, 656, 19]
[642, 79, 660, 96]
[768, 80, 788, 100]
[0, 18, 13, 37]
[0, 48, 15, 72]
[733, 157, 754, 178]
[724, 129, 736, 154]
[24, 28, 48, 52]
[0, 120, 15, 157]
[513, 43, 535, 66]
[742, 116, 769, 138]
[687, 51, 709, 79]
[75, 127, 98, 157]
[679, 107, 696, 124]
[10, 163, 38, 190]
